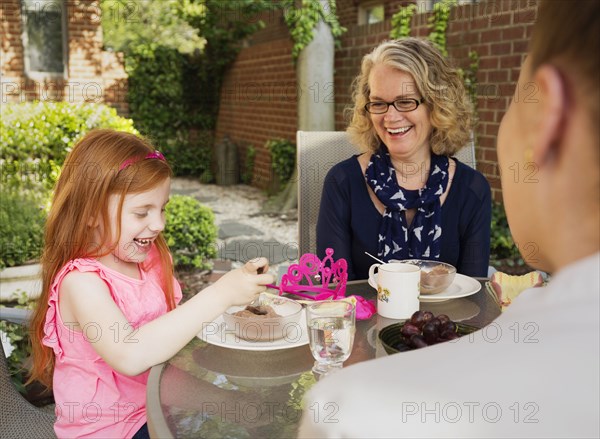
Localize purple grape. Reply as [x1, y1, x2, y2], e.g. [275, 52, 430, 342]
[440, 321, 457, 334]
[401, 322, 421, 338]
[422, 322, 439, 344]
[410, 334, 428, 349]
[422, 311, 434, 325]
[410, 311, 426, 329]
[441, 331, 460, 341]
[429, 318, 442, 331]
[437, 314, 450, 325]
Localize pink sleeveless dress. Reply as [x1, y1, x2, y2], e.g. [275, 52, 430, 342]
[42, 247, 182, 438]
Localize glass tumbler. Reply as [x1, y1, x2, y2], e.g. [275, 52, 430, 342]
[305, 300, 356, 376]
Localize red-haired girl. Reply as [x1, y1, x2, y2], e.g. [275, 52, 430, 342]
[28, 129, 274, 438]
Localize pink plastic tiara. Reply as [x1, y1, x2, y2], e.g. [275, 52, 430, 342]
[277, 248, 348, 300]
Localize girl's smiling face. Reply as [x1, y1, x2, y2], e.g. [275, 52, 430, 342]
[368, 64, 432, 162]
[97, 178, 170, 276]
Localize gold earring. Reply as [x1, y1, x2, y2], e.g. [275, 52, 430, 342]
[524, 148, 534, 163]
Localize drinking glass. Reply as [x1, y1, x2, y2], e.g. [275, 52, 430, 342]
[305, 300, 356, 376]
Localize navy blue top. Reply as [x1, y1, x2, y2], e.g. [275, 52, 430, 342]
[317, 156, 492, 280]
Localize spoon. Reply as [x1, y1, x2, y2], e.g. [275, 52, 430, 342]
[364, 251, 385, 264]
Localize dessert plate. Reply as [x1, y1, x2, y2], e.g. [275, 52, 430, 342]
[419, 274, 481, 302]
[198, 310, 309, 351]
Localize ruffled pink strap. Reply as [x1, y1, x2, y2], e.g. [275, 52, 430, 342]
[42, 258, 127, 360]
[42, 259, 95, 360]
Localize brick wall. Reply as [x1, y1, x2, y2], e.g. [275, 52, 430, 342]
[216, 0, 538, 200]
[0, 0, 128, 114]
[333, 0, 538, 202]
[215, 8, 297, 189]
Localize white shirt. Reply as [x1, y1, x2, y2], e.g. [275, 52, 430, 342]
[298, 252, 600, 438]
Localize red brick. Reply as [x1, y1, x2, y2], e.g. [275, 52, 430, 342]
[488, 70, 509, 83]
[502, 26, 525, 40]
[500, 55, 522, 69]
[490, 42, 511, 55]
[479, 56, 499, 70]
[513, 5, 537, 25]
[490, 12, 511, 26]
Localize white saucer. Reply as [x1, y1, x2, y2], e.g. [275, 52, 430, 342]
[197, 310, 309, 351]
[419, 274, 481, 302]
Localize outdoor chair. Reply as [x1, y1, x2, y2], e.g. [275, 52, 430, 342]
[0, 307, 56, 439]
[296, 130, 477, 257]
[297, 131, 360, 257]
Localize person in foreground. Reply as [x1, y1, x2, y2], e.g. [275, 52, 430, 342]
[300, 1, 599, 437]
[28, 130, 275, 439]
[317, 37, 491, 280]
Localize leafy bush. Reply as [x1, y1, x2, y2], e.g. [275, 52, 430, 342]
[266, 139, 296, 184]
[0, 101, 137, 196]
[0, 191, 46, 269]
[0, 292, 34, 394]
[126, 46, 190, 175]
[490, 202, 525, 268]
[125, 47, 213, 178]
[164, 195, 217, 269]
[241, 145, 256, 184]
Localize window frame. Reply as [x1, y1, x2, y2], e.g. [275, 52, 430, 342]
[357, 1, 385, 26]
[20, 0, 69, 80]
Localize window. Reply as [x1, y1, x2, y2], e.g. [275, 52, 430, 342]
[358, 3, 384, 25]
[21, 0, 67, 78]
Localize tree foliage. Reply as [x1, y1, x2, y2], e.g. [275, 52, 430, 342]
[100, 0, 206, 54]
[282, 0, 346, 61]
[100, 0, 273, 177]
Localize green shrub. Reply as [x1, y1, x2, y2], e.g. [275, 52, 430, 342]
[490, 202, 525, 267]
[164, 195, 217, 269]
[0, 101, 137, 196]
[126, 46, 213, 178]
[0, 292, 34, 394]
[266, 138, 296, 184]
[0, 191, 46, 269]
[241, 145, 256, 184]
[175, 131, 213, 178]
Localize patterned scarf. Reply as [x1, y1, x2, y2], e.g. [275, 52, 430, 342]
[365, 145, 449, 261]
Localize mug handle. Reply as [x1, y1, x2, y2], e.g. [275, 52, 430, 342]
[368, 263, 380, 289]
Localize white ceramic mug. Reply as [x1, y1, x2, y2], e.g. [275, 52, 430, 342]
[368, 262, 421, 319]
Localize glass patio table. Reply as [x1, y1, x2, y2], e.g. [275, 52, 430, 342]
[146, 278, 498, 438]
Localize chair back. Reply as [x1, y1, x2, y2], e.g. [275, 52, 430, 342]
[1, 310, 57, 438]
[296, 131, 360, 257]
[454, 132, 477, 169]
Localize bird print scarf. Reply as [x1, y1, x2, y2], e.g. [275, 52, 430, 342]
[365, 144, 449, 261]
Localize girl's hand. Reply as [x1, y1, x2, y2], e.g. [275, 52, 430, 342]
[213, 257, 275, 307]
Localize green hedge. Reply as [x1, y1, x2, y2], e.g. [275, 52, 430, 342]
[0, 191, 46, 269]
[126, 46, 212, 177]
[164, 195, 217, 269]
[266, 138, 296, 185]
[490, 202, 525, 268]
[0, 102, 218, 270]
[0, 101, 137, 195]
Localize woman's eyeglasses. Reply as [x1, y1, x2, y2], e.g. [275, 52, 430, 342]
[364, 98, 425, 114]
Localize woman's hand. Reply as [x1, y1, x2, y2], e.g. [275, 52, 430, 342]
[212, 257, 275, 307]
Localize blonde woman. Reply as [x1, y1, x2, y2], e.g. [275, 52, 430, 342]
[317, 38, 491, 279]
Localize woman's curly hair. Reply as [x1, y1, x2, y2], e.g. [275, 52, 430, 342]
[346, 38, 473, 156]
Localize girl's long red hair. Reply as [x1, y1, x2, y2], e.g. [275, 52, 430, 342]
[29, 129, 176, 388]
